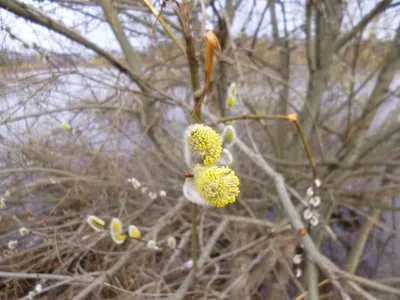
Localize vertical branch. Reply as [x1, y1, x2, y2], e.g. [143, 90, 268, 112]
[300, 1, 342, 138]
[191, 203, 198, 271]
[345, 164, 394, 275]
[305, 0, 315, 72]
[0, 0, 145, 89]
[271, 0, 290, 160]
[214, 0, 231, 117]
[176, 2, 202, 122]
[175, 1, 204, 273]
[341, 26, 400, 165]
[307, 261, 319, 300]
[99, 0, 142, 75]
[250, 1, 269, 50]
[143, 0, 186, 56]
[345, 208, 381, 274]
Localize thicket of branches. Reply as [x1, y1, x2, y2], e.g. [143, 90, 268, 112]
[0, 0, 399, 299]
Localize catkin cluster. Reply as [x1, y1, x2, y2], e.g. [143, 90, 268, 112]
[183, 124, 240, 207]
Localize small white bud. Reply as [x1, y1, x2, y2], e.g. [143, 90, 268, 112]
[147, 240, 156, 249]
[35, 284, 42, 293]
[306, 187, 314, 196]
[28, 291, 36, 299]
[8, 240, 18, 250]
[141, 187, 148, 194]
[309, 196, 321, 208]
[303, 208, 313, 220]
[293, 254, 302, 265]
[19, 227, 30, 236]
[183, 259, 194, 270]
[167, 236, 176, 249]
[295, 268, 302, 278]
[4, 190, 10, 198]
[0, 197, 6, 209]
[128, 177, 141, 189]
[310, 215, 319, 227]
[229, 82, 237, 96]
[148, 192, 157, 200]
[159, 190, 167, 197]
[314, 178, 322, 188]
[81, 234, 90, 241]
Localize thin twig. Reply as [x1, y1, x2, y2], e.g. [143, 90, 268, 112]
[173, 219, 229, 300]
[143, 0, 187, 56]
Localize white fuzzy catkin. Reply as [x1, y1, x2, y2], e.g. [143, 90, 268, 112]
[128, 177, 141, 189]
[293, 254, 302, 264]
[87, 215, 105, 232]
[222, 125, 236, 148]
[303, 208, 313, 220]
[19, 227, 30, 236]
[183, 179, 209, 206]
[149, 192, 157, 200]
[309, 196, 321, 207]
[35, 284, 43, 293]
[147, 240, 157, 249]
[8, 240, 17, 250]
[314, 178, 322, 187]
[184, 259, 194, 270]
[217, 148, 233, 166]
[167, 236, 177, 249]
[310, 215, 319, 227]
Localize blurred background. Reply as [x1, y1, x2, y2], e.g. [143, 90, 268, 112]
[0, 0, 399, 299]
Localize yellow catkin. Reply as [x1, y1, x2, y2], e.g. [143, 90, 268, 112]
[128, 225, 141, 239]
[193, 165, 240, 207]
[110, 218, 122, 234]
[187, 124, 222, 166]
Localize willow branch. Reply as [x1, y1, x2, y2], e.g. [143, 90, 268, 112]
[0, 0, 146, 91]
[143, 0, 186, 56]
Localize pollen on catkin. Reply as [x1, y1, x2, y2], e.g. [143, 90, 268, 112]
[111, 233, 127, 245]
[87, 215, 105, 232]
[227, 94, 236, 107]
[184, 124, 223, 167]
[19, 227, 30, 236]
[62, 122, 71, 132]
[110, 218, 123, 235]
[193, 165, 240, 207]
[128, 225, 141, 239]
[227, 82, 238, 108]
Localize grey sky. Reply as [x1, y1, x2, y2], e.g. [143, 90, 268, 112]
[0, 0, 399, 55]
